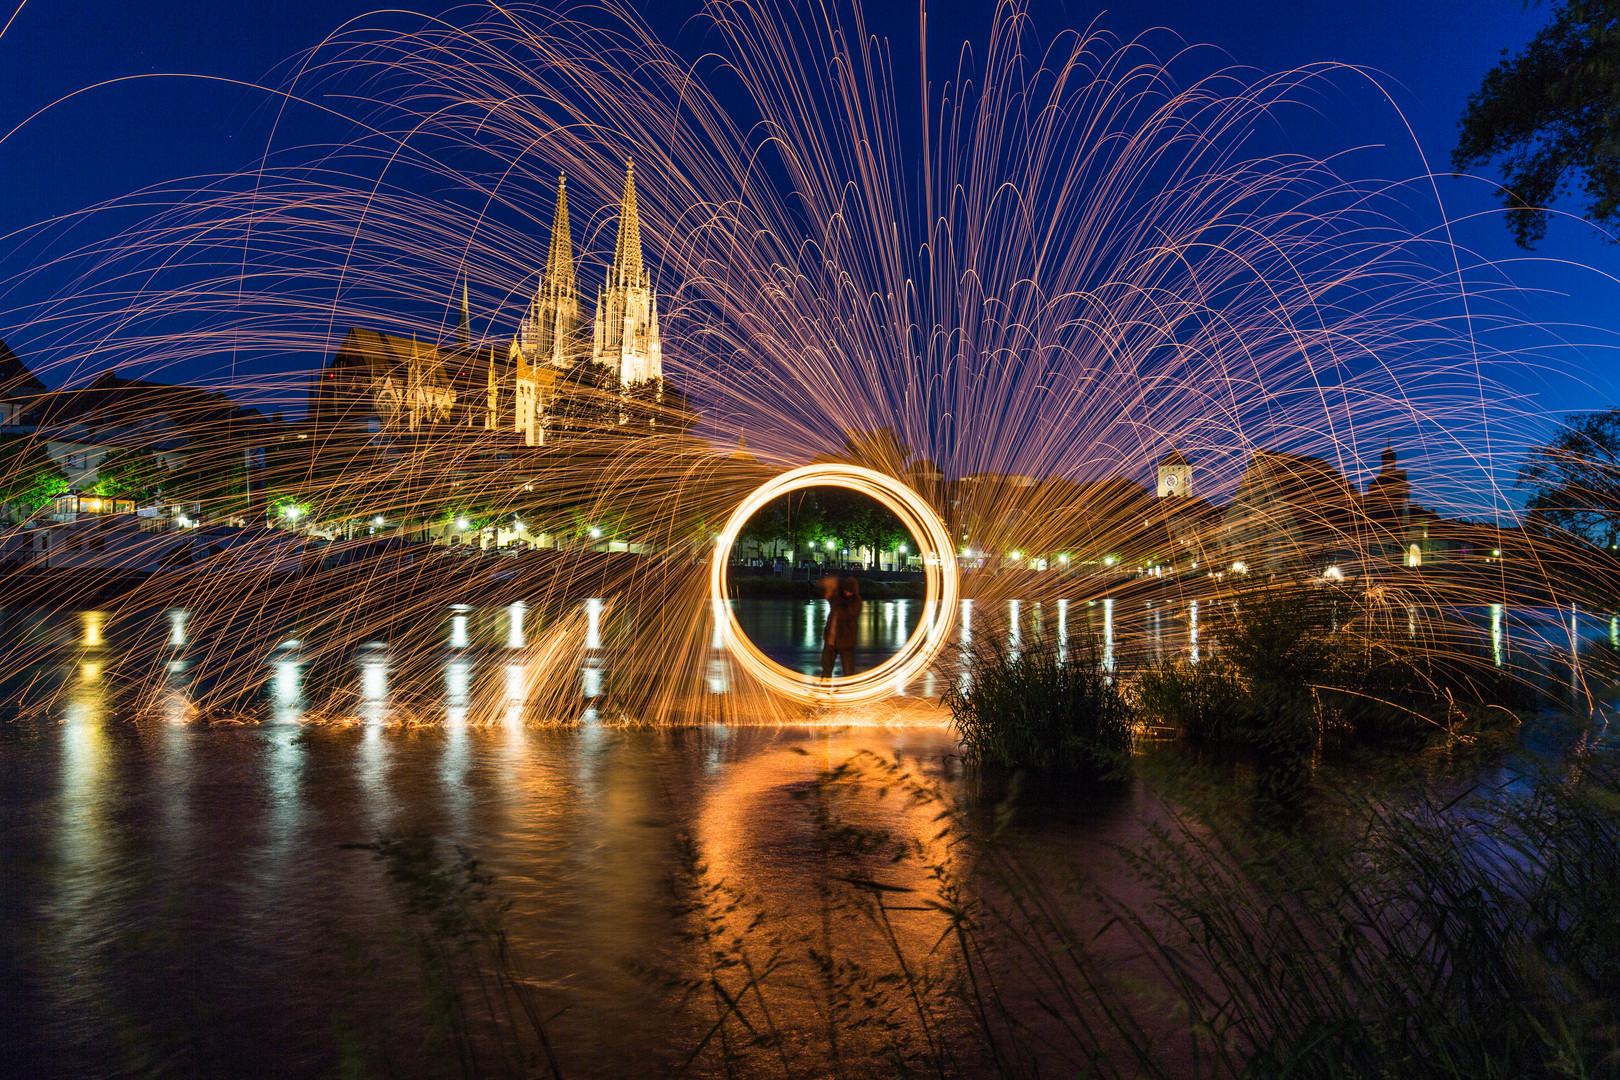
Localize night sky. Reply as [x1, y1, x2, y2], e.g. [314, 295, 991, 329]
[0, 0, 1615, 505]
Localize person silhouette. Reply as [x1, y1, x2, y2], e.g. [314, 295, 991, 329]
[820, 576, 861, 679]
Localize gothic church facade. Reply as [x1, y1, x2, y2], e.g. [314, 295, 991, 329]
[312, 161, 662, 446]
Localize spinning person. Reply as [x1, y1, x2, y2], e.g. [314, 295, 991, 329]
[819, 576, 862, 679]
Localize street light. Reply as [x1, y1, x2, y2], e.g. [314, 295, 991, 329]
[282, 505, 302, 522]
[455, 517, 469, 530]
[590, 526, 603, 539]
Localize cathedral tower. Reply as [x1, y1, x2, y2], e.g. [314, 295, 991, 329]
[592, 160, 662, 387]
[513, 175, 582, 444]
[516, 174, 585, 369]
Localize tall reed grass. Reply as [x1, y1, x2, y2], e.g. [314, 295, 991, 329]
[944, 634, 1134, 781]
[357, 745, 1620, 1078]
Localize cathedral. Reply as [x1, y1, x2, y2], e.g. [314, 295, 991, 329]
[311, 161, 662, 445]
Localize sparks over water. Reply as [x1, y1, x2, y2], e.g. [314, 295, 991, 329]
[0, 1, 1588, 725]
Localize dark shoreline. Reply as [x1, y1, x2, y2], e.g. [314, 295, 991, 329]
[0, 559, 1607, 614]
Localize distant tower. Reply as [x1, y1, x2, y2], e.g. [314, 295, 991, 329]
[1157, 448, 1191, 498]
[457, 276, 471, 349]
[1364, 439, 1411, 549]
[513, 174, 583, 444]
[592, 160, 662, 388]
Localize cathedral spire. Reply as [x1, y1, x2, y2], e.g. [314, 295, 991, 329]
[457, 276, 470, 348]
[591, 158, 661, 389]
[543, 173, 576, 293]
[608, 160, 644, 289]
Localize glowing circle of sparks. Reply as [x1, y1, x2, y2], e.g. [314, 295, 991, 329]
[711, 464, 959, 704]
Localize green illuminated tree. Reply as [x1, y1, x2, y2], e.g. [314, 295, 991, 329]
[0, 434, 68, 519]
[94, 447, 169, 504]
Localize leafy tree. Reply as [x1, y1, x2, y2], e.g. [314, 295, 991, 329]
[93, 447, 169, 504]
[827, 426, 913, 475]
[0, 434, 68, 518]
[817, 485, 909, 555]
[550, 361, 620, 440]
[1518, 407, 1620, 545]
[622, 377, 698, 433]
[1454, 1, 1620, 247]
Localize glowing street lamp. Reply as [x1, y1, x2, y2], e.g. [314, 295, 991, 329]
[590, 526, 603, 539]
[455, 517, 469, 530]
[282, 505, 303, 522]
[372, 515, 385, 526]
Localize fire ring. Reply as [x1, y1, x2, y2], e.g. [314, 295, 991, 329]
[711, 463, 960, 704]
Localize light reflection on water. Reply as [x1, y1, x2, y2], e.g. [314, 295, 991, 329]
[0, 598, 1612, 1077]
[0, 599, 1606, 730]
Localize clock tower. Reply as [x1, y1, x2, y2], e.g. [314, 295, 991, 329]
[1157, 448, 1191, 498]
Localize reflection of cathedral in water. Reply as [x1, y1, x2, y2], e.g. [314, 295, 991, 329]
[310, 161, 662, 446]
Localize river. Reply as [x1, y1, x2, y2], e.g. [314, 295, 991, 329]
[0, 597, 1610, 1076]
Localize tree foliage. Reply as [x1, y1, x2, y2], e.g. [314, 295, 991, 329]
[0, 434, 67, 516]
[1518, 407, 1620, 546]
[735, 485, 911, 558]
[93, 447, 169, 503]
[1454, 0, 1620, 247]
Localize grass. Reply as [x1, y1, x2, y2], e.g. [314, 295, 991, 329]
[343, 834, 563, 1080]
[944, 633, 1135, 781]
[353, 738, 1620, 1079]
[1135, 656, 1245, 743]
[1132, 583, 1532, 769]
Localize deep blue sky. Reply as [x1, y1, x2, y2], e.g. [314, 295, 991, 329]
[0, 0, 1615, 503]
